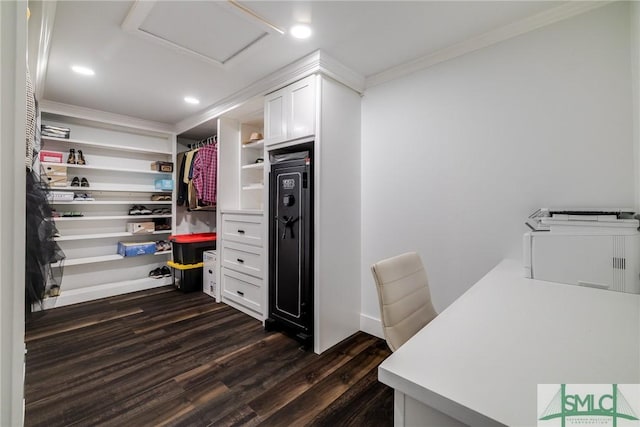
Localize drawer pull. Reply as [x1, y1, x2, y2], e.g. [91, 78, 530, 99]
[208, 269, 213, 274]
[237, 229, 245, 234]
[237, 258, 245, 264]
[236, 290, 245, 296]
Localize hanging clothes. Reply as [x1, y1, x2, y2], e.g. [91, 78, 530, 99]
[192, 143, 218, 205]
[176, 151, 187, 206]
[24, 67, 65, 310]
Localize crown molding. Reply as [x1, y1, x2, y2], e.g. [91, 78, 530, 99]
[39, 99, 174, 134]
[366, 0, 614, 89]
[174, 49, 365, 135]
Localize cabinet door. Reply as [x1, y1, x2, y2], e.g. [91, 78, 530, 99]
[287, 75, 316, 141]
[264, 90, 286, 144]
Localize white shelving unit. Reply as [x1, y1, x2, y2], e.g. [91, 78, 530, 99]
[40, 111, 176, 309]
[240, 129, 265, 211]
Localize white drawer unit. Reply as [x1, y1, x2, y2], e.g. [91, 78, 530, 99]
[220, 241, 263, 279]
[221, 267, 263, 319]
[203, 250, 217, 300]
[221, 214, 263, 247]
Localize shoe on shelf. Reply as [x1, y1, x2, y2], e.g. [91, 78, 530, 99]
[129, 205, 142, 215]
[80, 177, 90, 187]
[83, 193, 94, 201]
[77, 150, 86, 165]
[151, 194, 163, 201]
[67, 149, 76, 164]
[160, 266, 171, 277]
[49, 285, 61, 297]
[139, 206, 152, 215]
[70, 176, 80, 187]
[73, 193, 85, 200]
[149, 268, 163, 279]
[151, 208, 163, 215]
[160, 208, 171, 215]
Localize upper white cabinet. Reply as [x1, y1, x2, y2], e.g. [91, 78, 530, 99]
[264, 75, 316, 145]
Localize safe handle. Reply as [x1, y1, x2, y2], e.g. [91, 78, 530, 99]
[237, 229, 245, 234]
[236, 290, 245, 296]
[236, 258, 244, 264]
[208, 269, 213, 274]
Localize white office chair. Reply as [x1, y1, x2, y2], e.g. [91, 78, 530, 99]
[371, 252, 438, 352]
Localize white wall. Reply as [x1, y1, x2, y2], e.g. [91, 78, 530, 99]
[360, 3, 634, 336]
[1, 1, 26, 425]
[633, 2, 640, 209]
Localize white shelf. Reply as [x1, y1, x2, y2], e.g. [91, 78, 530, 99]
[52, 214, 172, 221]
[52, 251, 172, 267]
[242, 163, 265, 170]
[242, 140, 264, 149]
[42, 162, 171, 175]
[49, 186, 171, 193]
[50, 200, 172, 205]
[54, 230, 172, 242]
[42, 136, 172, 155]
[242, 184, 264, 191]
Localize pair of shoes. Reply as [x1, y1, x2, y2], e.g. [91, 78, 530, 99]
[129, 205, 152, 215]
[67, 149, 86, 165]
[73, 192, 94, 201]
[151, 194, 172, 201]
[155, 240, 171, 252]
[154, 222, 171, 230]
[149, 266, 171, 279]
[61, 211, 84, 217]
[48, 285, 61, 297]
[151, 208, 171, 215]
[70, 177, 89, 187]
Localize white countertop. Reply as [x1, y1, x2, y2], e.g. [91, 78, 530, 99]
[378, 259, 640, 426]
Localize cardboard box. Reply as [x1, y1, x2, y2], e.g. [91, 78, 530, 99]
[117, 241, 156, 257]
[151, 161, 174, 172]
[47, 191, 74, 202]
[44, 175, 68, 187]
[43, 164, 67, 177]
[126, 222, 155, 234]
[155, 179, 174, 191]
[39, 150, 64, 163]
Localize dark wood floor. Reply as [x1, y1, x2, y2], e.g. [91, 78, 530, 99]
[25, 286, 393, 427]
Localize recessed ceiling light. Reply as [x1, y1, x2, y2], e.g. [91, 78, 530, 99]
[71, 65, 95, 76]
[290, 24, 312, 39]
[184, 96, 200, 105]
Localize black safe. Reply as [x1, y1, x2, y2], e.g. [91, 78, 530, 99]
[265, 147, 313, 349]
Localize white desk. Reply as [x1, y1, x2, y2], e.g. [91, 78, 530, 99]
[378, 259, 640, 426]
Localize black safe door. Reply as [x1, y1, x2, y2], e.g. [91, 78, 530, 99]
[268, 153, 312, 338]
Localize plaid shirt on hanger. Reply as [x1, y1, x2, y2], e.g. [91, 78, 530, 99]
[192, 144, 217, 204]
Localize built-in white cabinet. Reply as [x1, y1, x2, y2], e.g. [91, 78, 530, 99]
[220, 211, 264, 320]
[264, 74, 362, 354]
[264, 75, 316, 145]
[38, 111, 175, 309]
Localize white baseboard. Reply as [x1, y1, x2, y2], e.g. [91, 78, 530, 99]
[33, 277, 173, 311]
[360, 313, 384, 339]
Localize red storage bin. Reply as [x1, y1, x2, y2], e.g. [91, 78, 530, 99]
[169, 233, 216, 264]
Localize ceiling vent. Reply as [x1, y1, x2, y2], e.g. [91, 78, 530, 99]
[122, 0, 284, 67]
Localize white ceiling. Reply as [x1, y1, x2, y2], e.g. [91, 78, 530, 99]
[38, 1, 564, 127]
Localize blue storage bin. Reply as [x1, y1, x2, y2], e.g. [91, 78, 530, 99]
[117, 241, 156, 257]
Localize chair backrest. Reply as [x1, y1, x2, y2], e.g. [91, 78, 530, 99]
[371, 252, 438, 352]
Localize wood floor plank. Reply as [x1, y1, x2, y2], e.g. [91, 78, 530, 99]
[25, 287, 393, 426]
[257, 339, 390, 426]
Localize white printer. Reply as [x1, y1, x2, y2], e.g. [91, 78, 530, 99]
[523, 208, 640, 294]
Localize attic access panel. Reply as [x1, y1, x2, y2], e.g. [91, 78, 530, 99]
[123, 1, 279, 66]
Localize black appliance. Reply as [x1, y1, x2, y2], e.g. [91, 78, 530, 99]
[265, 147, 313, 348]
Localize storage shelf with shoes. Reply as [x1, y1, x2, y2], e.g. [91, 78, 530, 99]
[38, 111, 176, 309]
[42, 161, 171, 175]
